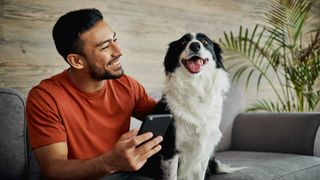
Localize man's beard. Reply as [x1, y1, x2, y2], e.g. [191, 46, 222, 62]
[88, 64, 124, 80]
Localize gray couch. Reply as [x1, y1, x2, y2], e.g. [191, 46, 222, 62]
[1, 87, 320, 180]
[0, 88, 41, 179]
[212, 86, 320, 180]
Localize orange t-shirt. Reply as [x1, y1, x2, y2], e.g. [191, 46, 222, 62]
[26, 70, 156, 159]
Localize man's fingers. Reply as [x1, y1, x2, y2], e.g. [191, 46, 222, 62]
[130, 128, 139, 136]
[129, 132, 154, 148]
[135, 136, 163, 154]
[137, 144, 162, 162]
[120, 128, 139, 140]
[132, 143, 162, 170]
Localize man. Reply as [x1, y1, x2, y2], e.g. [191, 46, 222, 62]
[26, 8, 162, 179]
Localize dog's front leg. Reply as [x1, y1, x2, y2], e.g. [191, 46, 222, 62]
[161, 155, 178, 180]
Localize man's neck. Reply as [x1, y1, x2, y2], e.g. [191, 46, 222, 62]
[68, 68, 105, 93]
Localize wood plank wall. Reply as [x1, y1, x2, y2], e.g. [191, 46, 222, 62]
[1, 0, 319, 110]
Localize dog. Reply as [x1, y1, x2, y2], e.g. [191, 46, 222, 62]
[139, 32, 232, 180]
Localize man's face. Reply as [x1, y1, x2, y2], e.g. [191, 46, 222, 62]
[80, 20, 123, 80]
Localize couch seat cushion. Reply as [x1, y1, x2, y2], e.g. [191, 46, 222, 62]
[210, 151, 320, 180]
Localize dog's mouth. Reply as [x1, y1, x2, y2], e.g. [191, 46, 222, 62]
[181, 56, 209, 73]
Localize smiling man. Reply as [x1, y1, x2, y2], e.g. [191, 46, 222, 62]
[26, 8, 161, 179]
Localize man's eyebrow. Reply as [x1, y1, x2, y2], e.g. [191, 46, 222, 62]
[95, 32, 117, 47]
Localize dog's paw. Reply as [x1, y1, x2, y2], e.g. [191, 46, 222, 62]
[161, 156, 178, 180]
[216, 160, 247, 174]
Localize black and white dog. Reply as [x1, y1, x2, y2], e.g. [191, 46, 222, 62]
[140, 33, 232, 180]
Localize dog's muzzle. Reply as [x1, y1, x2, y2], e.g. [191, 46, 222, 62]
[182, 56, 209, 74]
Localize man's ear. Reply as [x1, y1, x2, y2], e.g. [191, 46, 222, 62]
[66, 54, 85, 69]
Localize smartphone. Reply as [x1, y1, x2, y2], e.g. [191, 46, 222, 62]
[138, 114, 172, 136]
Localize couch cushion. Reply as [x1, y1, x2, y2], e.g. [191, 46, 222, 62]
[27, 142, 42, 179]
[216, 84, 246, 152]
[211, 151, 320, 180]
[231, 113, 320, 156]
[0, 88, 27, 179]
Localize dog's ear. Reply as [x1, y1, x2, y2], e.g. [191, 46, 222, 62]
[212, 41, 224, 69]
[163, 40, 180, 75]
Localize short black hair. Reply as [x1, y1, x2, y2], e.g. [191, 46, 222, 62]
[52, 8, 103, 61]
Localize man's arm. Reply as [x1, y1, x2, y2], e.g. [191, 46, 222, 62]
[34, 129, 163, 179]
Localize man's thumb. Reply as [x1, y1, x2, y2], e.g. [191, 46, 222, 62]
[121, 128, 139, 139]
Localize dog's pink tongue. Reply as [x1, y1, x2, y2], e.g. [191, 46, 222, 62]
[187, 59, 203, 73]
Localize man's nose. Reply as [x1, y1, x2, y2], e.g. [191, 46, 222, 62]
[111, 42, 123, 57]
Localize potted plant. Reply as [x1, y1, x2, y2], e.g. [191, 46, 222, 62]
[220, 0, 320, 112]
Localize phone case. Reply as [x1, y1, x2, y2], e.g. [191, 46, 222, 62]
[138, 114, 172, 136]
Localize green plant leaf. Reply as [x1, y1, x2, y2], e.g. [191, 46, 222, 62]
[245, 69, 255, 90]
[246, 99, 286, 112]
[221, 0, 319, 112]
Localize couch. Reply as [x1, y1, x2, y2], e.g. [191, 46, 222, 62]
[0, 88, 41, 179]
[212, 86, 320, 180]
[1, 86, 320, 180]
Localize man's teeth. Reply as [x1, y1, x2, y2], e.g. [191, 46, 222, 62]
[108, 60, 120, 66]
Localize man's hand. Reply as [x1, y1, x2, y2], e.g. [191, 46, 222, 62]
[33, 129, 162, 179]
[104, 128, 163, 173]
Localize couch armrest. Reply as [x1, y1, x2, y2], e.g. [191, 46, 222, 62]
[314, 126, 320, 157]
[0, 88, 27, 179]
[231, 113, 320, 156]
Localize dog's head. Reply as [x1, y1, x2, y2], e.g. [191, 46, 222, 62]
[164, 33, 223, 76]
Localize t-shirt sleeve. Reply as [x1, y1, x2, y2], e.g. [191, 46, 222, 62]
[128, 77, 157, 120]
[26, 86, 66, 149]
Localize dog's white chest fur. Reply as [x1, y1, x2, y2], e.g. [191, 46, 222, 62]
[163, 67, 229, 180]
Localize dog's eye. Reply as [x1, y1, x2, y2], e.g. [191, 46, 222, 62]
[181, 40, 187, 46]
[201, 40, 209, 45]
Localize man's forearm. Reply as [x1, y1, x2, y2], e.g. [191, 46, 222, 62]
[35, 129, 162, 179]
[41, 152, 115, 180]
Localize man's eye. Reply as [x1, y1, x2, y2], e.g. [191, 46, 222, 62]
[101, 45, 109, 50]
[114, 38, 118, 42]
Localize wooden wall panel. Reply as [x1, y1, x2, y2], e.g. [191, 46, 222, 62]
[1, 0, 319, 110]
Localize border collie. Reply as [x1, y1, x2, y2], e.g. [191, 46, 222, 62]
[140, 33, 231, 180]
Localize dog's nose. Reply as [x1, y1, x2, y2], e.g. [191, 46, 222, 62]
[189, 42, 201, 52]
